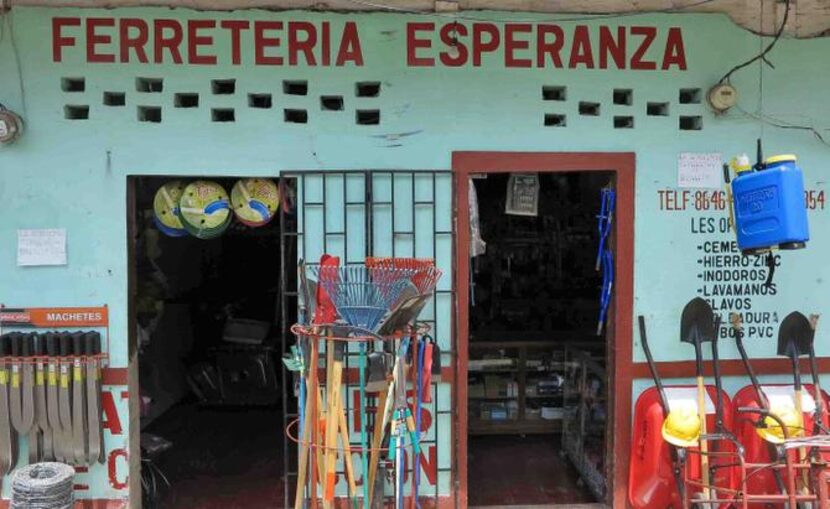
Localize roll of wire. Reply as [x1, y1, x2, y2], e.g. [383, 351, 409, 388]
[10, 462, 74, 509]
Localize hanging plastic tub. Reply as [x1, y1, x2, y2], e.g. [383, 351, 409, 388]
[629, 385, 739, 509]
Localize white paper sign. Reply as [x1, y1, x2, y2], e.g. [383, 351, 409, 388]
[678, 152, 723, 189]
[17, 229, 67, 267]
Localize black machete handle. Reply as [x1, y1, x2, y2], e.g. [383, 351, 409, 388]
[71, 332, 84, 356]
[59, 333, 71, 357]
[21, 334, 32, 357]
[10, 334, 20, 357]
[45, 333, 57, 357]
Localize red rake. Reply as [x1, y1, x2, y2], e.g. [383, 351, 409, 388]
[365, 258, 442, 296]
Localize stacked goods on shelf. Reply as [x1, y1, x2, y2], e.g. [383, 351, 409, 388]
[468, 342, 580, 434]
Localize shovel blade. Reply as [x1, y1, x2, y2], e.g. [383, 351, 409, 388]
[680, 297, 715, 345]
[777, 311, 814, 357]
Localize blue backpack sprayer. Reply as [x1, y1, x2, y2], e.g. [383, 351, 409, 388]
[725, 140, 810, 287]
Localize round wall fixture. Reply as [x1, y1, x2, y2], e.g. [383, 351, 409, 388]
[0, 105, 23, 145]
[707, 83, 738, 113]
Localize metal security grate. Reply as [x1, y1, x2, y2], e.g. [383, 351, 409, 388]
[280, 170, 455, 507]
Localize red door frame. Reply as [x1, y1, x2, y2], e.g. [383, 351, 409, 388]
[452, 152, 636, 509]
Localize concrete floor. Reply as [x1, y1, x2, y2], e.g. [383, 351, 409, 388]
[143, 405, 597, 508]
[467, 435, 595, 507]
[144, 403, 284, 508]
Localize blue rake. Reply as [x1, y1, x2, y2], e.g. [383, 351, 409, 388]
[314, 265, 413, 332]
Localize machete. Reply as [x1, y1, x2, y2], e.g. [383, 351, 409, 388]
[33, 333, 50, 461]
[45, 333, 63, 462]
[71, 332, 88, 465]
[0, 334, 16, 474]
[58, 333, 74, 463]
[85, 332, 103, 464]
[10, 333, 34, 435]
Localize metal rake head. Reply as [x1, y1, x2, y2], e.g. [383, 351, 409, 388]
[366, 257, 443, 295]
[311, 265, 412, 331]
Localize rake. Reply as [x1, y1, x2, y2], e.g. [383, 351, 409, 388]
[312, 265, 412, 509]
[366, 258, 441, 297]
[314, 266, 413, 333]
[378, 266, 443, 335]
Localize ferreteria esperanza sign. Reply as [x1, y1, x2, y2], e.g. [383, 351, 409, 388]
[52, 17, 688, 70]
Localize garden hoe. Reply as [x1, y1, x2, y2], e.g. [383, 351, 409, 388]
[680, 297, 716, 507]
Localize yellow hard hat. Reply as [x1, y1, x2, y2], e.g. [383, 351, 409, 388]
[662, 406, 701, 448]
[757, 403, 804, 444]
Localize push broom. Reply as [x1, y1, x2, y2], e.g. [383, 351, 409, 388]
[317, 265, 411, 509]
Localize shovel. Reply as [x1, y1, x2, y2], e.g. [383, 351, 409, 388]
[680, 297, 716, 506]
[778, 311, 813, 491]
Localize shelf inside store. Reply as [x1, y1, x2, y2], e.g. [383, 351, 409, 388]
[469, 418, 562, 435]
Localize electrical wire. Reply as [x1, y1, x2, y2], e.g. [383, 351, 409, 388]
[0, 10, 26, 117]
[719, 0, 790, 83]
[735, 105, 830, 148]
[342, 0, 719, 23]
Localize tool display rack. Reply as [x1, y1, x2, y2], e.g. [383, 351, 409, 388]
[0, 305, 110, 469]
[561, 348, 606, 502]
[0, 305, 111, 366]
[287, 321, 434, 509]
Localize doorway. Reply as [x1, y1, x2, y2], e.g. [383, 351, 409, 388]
[453, 152, 636, 509]
[127, 175, 296, 509]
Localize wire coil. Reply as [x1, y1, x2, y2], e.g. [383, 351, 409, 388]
[10, 462, 75, 509]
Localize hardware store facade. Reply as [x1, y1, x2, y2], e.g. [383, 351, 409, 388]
[1, 5, 830, 508]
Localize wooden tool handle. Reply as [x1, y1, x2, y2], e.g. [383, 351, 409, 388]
[793, 389, 809, 492]
[337, 390, 357, 498]
[367, 388, 389, 507]
[697, 377, 711, 497]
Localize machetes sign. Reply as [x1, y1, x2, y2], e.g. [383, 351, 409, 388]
[51, 17, 687, 70]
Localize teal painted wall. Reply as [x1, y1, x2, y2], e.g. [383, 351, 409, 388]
[1, 6, 830, 501]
